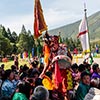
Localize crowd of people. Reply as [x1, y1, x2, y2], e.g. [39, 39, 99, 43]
[0, 55, 100, 100]
[0, 33, 100, 100]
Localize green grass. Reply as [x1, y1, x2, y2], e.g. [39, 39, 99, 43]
[0, 60, 30, 70]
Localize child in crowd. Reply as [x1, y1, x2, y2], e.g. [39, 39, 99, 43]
[76, 71, 91, 100]
[71, 63, 80, 87]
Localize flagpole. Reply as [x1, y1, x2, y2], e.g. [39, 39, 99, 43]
[84, 3, 90, 51]
[84, 3, 94, 64]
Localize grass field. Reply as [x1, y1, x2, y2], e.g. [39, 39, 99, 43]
[0, 59, 30, 70]
[0, 54, 100, 70]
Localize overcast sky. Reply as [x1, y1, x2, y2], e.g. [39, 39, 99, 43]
[0, 0, 100, 34]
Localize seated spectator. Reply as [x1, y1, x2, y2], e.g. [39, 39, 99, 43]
[85, 88, 100, 100]
[31, 85, 49, 100]
[78, 64, 86, 73]
[84, 64, 91, 75]
[71, 63, 80, 84]
[1, 69, 15, 97]
[91, 63, 100, 79]
[11, 65, 17, 73]
[35, 78, 43, 87]
[20, 64, 29, 80]
[12, 72, 20, 89]
[12, 81, 31, 100]
[84, 78, 100, 100]
[76, 71, 91, 100]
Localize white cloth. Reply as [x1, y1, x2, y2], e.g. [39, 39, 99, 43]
[84, 87, 100, 100]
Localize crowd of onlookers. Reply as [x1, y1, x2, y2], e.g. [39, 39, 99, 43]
[70, 62, 100, 100]
[0, 56, 100, 100]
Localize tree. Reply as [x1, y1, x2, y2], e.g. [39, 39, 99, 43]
[11, 44, 18, 54]
[0, 25, 7, 38]
[0, 34, 12, 55]
[11, 31, 18, 43]
[21, 25, 27, 34]
[17, 26, 34, 53]
[68, 38, 75, 51]
[6, 28, 13, 42]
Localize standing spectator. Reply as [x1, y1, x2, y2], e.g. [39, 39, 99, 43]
[14, 56, 19, 70]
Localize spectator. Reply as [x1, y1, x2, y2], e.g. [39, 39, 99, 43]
[84, 64, 91, 75]
[76, 71, 91, 100]
[12, 81, 31, 100]
[84, 78, 100, 100]
[20, 64, 29, 80]
[14, 56, 19, 70]
[78, 64, 86, 73]
[91, 63, 100, 79]
[1, 69, 15, 97]
[12, 72, 20, 89]
[31, 85, 49, 100]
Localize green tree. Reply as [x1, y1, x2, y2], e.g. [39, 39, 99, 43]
[21, 25, 27, 34]
[6, 28, 14, 42]
[11, 31, 18, 43]
[0, 25, 8, 38]
[17, 26, 34, 53]
[0, 34, 12, 55]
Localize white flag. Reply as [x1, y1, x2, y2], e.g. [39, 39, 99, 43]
[78, 16, 90, 53]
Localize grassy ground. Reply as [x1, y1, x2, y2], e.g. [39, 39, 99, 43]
[0, 59, 30, 70]
[0, 54, 100, 70]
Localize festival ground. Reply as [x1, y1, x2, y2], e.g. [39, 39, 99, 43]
[73, 57, 100, 65]
[0, 57, 100, 70]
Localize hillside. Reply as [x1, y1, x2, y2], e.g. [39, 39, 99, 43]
[49, 11, 100, 41]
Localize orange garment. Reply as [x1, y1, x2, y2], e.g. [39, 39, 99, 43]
[43, 44, 50, 65]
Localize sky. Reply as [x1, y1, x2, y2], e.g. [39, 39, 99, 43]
[0, 0, 100, 34]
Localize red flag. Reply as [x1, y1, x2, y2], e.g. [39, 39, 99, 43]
[34, 0, 47, 39]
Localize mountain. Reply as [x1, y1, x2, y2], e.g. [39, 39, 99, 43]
[49, 11, 100, 41]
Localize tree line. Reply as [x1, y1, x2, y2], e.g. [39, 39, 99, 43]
[0, 24, 99, 57]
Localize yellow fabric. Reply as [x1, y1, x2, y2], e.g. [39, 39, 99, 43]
[83, 49, 90, 54]
[66, 70, 73, 90]
[42, 76, 53, 90]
